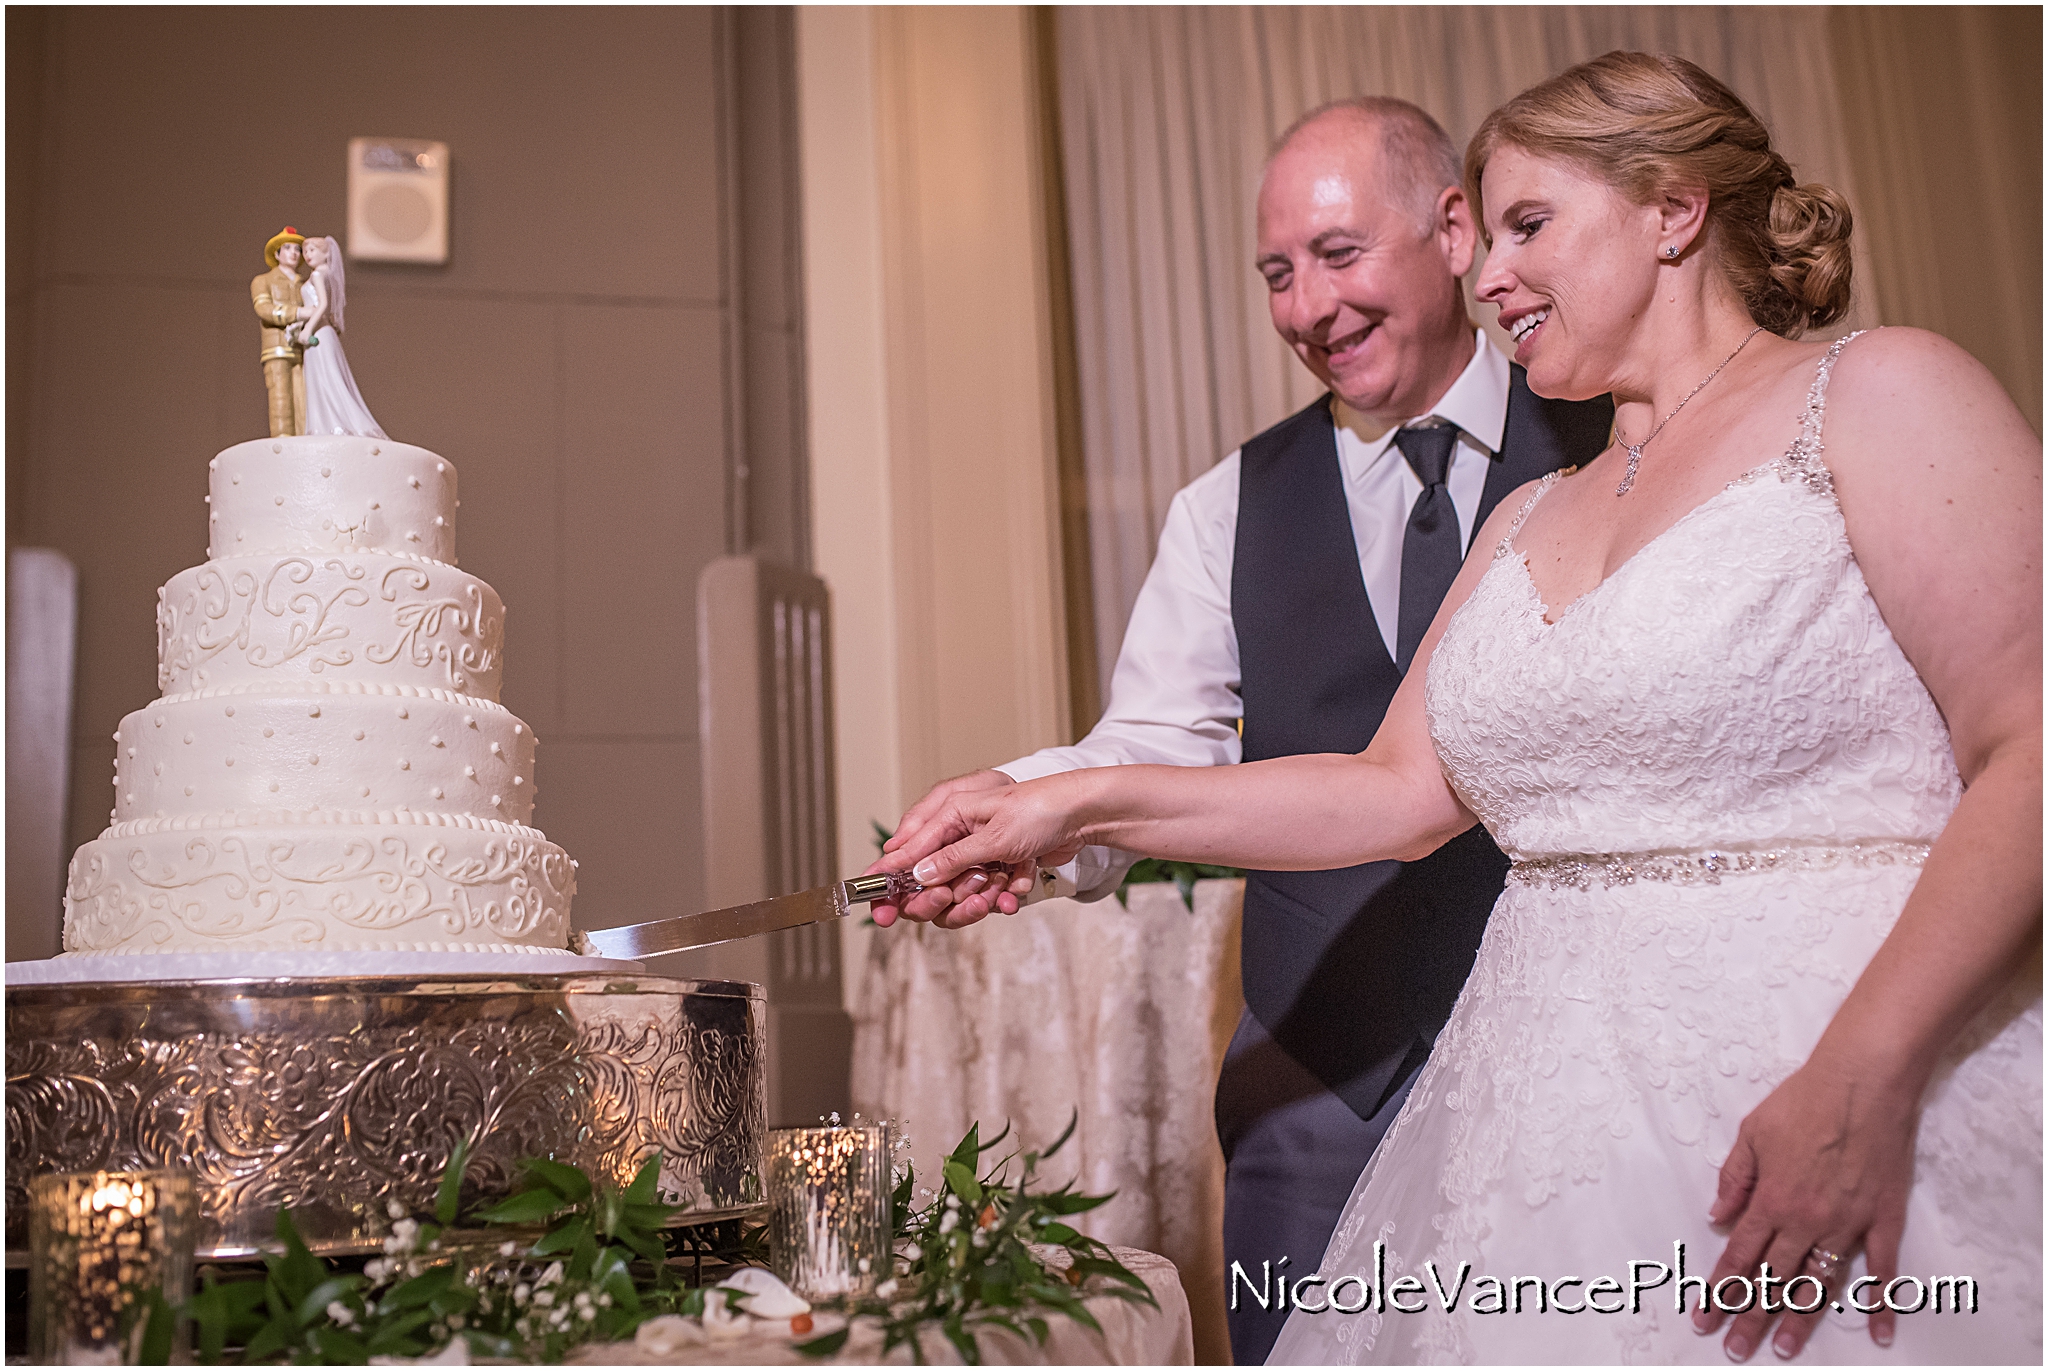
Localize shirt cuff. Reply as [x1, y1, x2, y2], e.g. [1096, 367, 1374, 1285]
[1056, 845, 1137, 904]
[993, 755, 1072, 785]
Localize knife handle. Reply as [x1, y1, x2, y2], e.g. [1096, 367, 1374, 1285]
[843, 864, 1064, 909]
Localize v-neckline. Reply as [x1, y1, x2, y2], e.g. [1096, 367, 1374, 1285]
[1508, 455, 1787, 628]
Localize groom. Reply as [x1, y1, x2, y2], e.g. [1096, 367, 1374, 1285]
[887, 99, 1611, 1361]
[252, 225, 308, 437]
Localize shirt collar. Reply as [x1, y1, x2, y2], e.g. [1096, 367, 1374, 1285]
[1331, 328, 1510, 459]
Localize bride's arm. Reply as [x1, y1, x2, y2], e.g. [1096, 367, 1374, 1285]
[875, 484, 1544, 927]
[1701, 328, 2042, 1360]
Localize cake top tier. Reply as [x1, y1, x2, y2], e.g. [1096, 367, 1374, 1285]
[209, 436, 459, 564]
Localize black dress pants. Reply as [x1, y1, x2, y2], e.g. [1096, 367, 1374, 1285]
[1214, 1008, 1424, 1364]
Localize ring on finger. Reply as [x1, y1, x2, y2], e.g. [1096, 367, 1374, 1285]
[1805, 1246, 1846, 1281]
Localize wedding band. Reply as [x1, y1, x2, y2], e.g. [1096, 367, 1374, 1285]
[1806, 1246, 1845, 1279]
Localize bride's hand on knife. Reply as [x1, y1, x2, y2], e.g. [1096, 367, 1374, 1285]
[866, 774, 1090, 929]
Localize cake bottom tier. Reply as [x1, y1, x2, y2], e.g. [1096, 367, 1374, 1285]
[63, 821, 575, 954]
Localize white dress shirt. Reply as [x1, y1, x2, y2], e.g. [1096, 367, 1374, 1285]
[997, 331, 1513, 898]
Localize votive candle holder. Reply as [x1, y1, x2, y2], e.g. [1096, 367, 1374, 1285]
[766, 1125, 891, 1301]
[28, 1169, 195, 1365]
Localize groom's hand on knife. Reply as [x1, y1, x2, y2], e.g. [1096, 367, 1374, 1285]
[866, 771, 1084, 929]
[866, 768, 1014, 928]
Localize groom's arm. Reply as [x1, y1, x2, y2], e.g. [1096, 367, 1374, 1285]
[252, 273, 298, 328]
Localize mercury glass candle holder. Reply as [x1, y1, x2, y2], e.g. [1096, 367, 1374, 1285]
[766, 1124, 891, 1301]
[29, 1170, 196, 1365]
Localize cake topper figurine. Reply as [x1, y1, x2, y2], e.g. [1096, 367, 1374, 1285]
[252, 226, 307, 436]
[297, 235, 386, 438]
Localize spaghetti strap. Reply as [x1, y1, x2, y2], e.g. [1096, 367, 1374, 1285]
[1495, 469, 1570, 559]
[1779, 330, 1867, 496]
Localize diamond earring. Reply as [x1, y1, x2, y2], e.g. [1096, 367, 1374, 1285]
[1664, 244, 1681, 259]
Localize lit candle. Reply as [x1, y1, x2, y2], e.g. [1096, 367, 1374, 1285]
[28, 1170, 196, 1364]
[765, 1125, 890, 1301]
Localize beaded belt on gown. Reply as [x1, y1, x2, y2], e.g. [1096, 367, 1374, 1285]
[1506, 839, 1933, 890]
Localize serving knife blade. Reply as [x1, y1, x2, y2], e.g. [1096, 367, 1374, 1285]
[571, 864, 1065, 960]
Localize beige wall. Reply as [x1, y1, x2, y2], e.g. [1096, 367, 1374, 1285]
[6, 8, 805, 952]
[799, 6, 1071, 880]
[1832, 6, 2042, 433]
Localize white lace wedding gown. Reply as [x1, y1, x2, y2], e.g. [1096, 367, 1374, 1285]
[1269, 337, 2042, 1365]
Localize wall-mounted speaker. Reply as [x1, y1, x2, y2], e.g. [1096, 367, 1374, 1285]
[346, 137, 449, 264]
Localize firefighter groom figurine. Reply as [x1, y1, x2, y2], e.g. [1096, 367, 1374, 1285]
[252, 226, 307, 436]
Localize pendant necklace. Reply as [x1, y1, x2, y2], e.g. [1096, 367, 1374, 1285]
[1615, 326, 1766, 496]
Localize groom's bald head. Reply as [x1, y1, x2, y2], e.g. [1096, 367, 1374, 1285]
[1268, 98, 1462, 235]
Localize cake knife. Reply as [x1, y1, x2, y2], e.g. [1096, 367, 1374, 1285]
[570, 864, 1066, 960]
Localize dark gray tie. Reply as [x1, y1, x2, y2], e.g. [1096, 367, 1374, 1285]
[1394, 424, 1462, 674]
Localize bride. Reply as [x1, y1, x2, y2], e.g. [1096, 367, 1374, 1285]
[297, 235, 387, 439]
[877, 53, 2040, 1364]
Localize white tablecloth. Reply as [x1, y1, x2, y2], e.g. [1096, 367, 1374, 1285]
[567, 1245, 1192, 1365]
[847, 880, 1244, 1364]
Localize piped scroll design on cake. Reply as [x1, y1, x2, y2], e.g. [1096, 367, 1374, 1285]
[160, 559, 372, 690]
[364, 567, 501, 692]
[5, 986, 767, 1256]
[62, 833, 572, 953]
[158, 558, 503, 694]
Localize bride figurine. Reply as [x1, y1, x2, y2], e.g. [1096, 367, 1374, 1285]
[296, 235, 387, 439]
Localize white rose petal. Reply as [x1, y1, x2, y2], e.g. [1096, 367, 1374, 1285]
[703, 1294, 756, 1341]
[716, 1267, 811, 1319]
[635, 1315, 706, 1356]
[386, 1199, 408, 1221]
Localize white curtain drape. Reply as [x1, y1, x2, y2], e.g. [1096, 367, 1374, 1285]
[1054, 7, 1870, 698]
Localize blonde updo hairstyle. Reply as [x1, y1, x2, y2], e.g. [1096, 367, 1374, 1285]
[1465, 52, 1852, 337]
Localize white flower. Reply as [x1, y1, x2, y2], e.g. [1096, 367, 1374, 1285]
[635, 1315, 706, 1356]
[903, 1244, 922, 1261]
[386, 1199, 408, 1221]
[876, 1279, 899, 1299]
[857, 1258, 871, 1274]
[939, 1211, 958, 1234]
[573, 1292, 592, 1309]
[578, 1306, 596, 1322]
[446, 1314, 465, 1331]
[498, 1240, 518, 1257]
[533, 1289, 554, 1308]
[513, 1283, 531, 1304]
[326, 1301, 354, 1326]
[537, 1261, 565, 1288]
[596, 1293, 612, 1308]
[363, 1259, 389, 1282]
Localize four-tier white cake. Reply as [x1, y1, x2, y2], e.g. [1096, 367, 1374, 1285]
[61, 435, 577, 956]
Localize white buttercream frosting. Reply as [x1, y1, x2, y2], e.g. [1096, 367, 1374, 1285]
[209, 436, 458, 564]
[65, 435, 576, 957]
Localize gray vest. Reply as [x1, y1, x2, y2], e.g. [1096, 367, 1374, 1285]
[1229, 366, 1612, 1120]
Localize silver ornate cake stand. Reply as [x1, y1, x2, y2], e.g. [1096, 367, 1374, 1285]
[5, 968, 767, 1259]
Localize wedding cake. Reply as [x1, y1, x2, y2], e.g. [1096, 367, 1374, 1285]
[60, 434, 577, 956]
